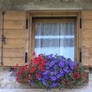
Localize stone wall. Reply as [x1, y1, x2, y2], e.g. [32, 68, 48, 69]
[0, 0, 92, 10]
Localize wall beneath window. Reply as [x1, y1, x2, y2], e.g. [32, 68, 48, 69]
[0, 0, 92, 10]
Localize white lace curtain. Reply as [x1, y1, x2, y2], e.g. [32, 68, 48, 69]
[34, 22, 74, 60]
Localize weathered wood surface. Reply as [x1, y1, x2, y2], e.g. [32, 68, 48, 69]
[0, 11, 26, 66]
[82, 11, 92, 66]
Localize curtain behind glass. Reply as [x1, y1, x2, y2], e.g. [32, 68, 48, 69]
[34, 22, 74, 60]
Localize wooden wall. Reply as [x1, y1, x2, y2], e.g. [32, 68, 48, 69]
[82, 11, 92, 66]
[0, 11, 26, 66]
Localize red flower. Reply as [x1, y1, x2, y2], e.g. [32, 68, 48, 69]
[72, 73, 75, 76]
[31, 66, 36, 70]
[30, 66, 36, 73]
[78, 75, 80, 78]
[35, 73, 40, 77]
[81, 74, 85, 77]
[37, 61, 40, 64]
[24, 78, 27, 82]
[21, 70, 25, 73]
[25, 64, 28, 67]
[74, 67, 78, 69]
[20, 66, 24, 70]
[77, 64, 79, 66]
[38, 54, 42, 59]
[29, 75, 32, 79]
[60, 80, 63, 83]
[83, 70, 85, 73]
[30, 69, 34, 73]
[65, 82, 68, 87]
[32, 52, 35, 56]
[16, 72, 20, 75]
[16, 77, 19, 81]
[41, 68, 45, 71]
[38, 64, 43, 69]
[42, 59, 45, 64]
[73, 77, 75, 80]
[14, 65, 18, 70]
[29, 59, 33, 63]
[33, 60, 37, 65]
[24, 67, 28, 70]
[75, 72, 79, 76]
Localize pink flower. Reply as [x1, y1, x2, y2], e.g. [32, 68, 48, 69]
[14, 65, 18, 70]
[16, 77, 19, 81]
[16, 72, 20, 75]
[29, 75, 32, 79]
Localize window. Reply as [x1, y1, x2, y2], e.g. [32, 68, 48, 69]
[33, 19, 75, 60]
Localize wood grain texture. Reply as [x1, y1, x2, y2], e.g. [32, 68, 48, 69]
[0, 11, 26, 66]
[82, 10, 92, 66]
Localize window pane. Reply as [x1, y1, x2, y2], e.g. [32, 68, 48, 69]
[34, 22, 74, 60]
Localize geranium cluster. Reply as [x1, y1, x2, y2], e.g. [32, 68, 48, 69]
[14, 53, 88, 89]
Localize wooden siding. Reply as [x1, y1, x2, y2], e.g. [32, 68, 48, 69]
[0, 11, 26, 66]
[82, 11, 92, 66]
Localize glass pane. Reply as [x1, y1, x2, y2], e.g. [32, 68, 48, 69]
[34, 22, 74, 60]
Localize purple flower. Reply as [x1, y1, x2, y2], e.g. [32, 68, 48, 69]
[64, 67, 69, 73]
[57, 73, 62, 78]
[50, 72, 54, 75]
[65, 60, 70, 65]
[38, 76, 42, 80]
[46, 67, 49, 69]
[44, 75, 49, 80]
[50, 83, 57, 88]
[54, 60, 58, 63]
[51, 69, 54, 71]
[73, 61, 76, 66]
[54, 71, 58, 75]
[49, 61, 55, 67]
[60, 56, 65, 60]
[59, 61, 64, 67]
[43, 71, 49, 75]
[69, 62, 76, 69]
[50, 76, 57, 81]
[38, 71, 42, 74]
[53, 65, 58, 69]
[30, 81, 34, 86]
[48, 54, 53, 59]
[45, 63, 49, 66]
[42, 80, 46, 85]
[60, 70, 64, 74]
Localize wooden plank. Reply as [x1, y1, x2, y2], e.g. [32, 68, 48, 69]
[0, 20, 25, 30]
[2, 48, 24, 57]
[33, 19, 75, 23]
[82, 56, 92, 66]
[5, 11, 26, 20]
[3, 57, 24, 66]
[82, 20, 92, 30]
[82, 11, 92, 66]
[0, 29, 25, 39]
[3, 39, 25, 48]
[82, 10, 92, 19]
[82, 48, 92, 57]
[30, 10, 80, 17]
[82, 39, 92, 48]
[82, 30, 92, 39]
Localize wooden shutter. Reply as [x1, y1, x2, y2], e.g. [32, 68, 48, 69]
[0, 11, 26, 66]
[82, 11, 92, 66]
[0, 12, 1, 61]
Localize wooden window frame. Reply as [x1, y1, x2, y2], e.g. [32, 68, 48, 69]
[28, 10, 81, 62]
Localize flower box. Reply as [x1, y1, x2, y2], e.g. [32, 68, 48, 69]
[14, 53, 89, 89]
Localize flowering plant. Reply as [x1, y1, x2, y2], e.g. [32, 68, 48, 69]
[14, 53, 88, 89]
